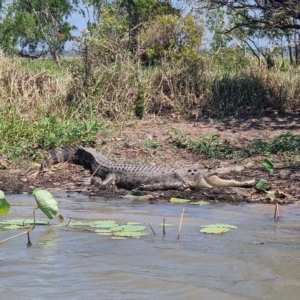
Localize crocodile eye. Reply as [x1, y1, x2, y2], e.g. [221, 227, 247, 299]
[194, 169, 197, 172]
[188, 169, 192, 172]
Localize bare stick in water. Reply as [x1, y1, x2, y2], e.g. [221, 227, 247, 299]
[274, 203, 280, 222]
[177, 208, 185, 240]
[163, 218, 166, 236]
[149, 223, 156, 235]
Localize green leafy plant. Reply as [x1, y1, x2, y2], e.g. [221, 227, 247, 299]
[170, 130, 235, 159]
[262, 158, 274, 172]
[144, 139, 162, 150]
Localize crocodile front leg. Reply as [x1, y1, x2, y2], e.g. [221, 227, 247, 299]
[78, 173, 116, 187]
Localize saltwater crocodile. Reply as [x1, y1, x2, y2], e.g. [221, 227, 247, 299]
[42, 146, 255, 190]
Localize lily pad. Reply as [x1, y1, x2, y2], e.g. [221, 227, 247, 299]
[95, 229, 112, 235]
[0, 219, 49, 228]
[157, 223, 173, 226]
[110, 225, 146, 232]
[0, 190, 10, 214]
[90, 220, 118, 228]
[3, 224, 22, 230]
[124, 194, 153, 201]
[32, 188, 42, 195]
[113, 231, 149, 237]
[127, 222, 142, 225]
[201, 224, 238, 229]
[200, 223, 237, 234]
[200, 227, 230, 234]
[190, 201, 210, 205]
[170, 197, 191, 203]
[34, 190, 58, 219]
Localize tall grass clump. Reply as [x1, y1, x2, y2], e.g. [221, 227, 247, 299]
[209, 50, 300, 118]
[0, 53, 104, 162]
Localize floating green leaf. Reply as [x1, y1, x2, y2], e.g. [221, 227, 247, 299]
[113, 231, 149, 237]
[200, 223, 237, 234]
[110, 225, 146, 232]
[95, 229, 112, 235]
[255, 179, 269, 192]
[124, 194, 153, 201]
[90, 220, 118, 228]
[157, 223, 173, 226]
[201, 224, 237, 229]
[65, 221, 88, 226]
[0, 190, 10, 214]
[200, 227, 230, 234]
[34, 190, 58, 219]
[3, 224, 21, 230]
[127, 222, 141, 225]
[170, 197, 191, 203]
[0, 219, 49, 228]
[190, 201, 210, 205]
[262, 159, 274, 172]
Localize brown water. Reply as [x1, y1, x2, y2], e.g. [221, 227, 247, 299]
[1, 194, 300, 300]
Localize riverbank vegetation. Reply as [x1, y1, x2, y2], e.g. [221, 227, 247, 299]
[0, 0, 300, 163]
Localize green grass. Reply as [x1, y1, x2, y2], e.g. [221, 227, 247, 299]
[0, 108, 106, 162]
[170, 129, 300, 163]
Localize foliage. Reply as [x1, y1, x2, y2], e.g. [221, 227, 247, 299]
[0, 54, 105, 162]
[0, 190, 10, 214]
[0, 0, 77, 64]
[139, 14, 204, 64]
[250, 132, 300, 156]
[170, 129, 234, 159]
[202, 0, 300, 32]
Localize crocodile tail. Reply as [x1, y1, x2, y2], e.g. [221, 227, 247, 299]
[41, 145, 80, 169]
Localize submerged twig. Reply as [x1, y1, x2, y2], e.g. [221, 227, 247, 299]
[0, 208, 38, 246]
[177, 208, 185, 240]
[274, 203, 280, 222]
[65, 216, 72, 227]
[148, 223, 156, 235]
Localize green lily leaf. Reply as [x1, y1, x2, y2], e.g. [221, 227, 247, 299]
[157, 223, 173, 226]
[34, 190, 58, 219]
[190, 200, 210, 205]
[201, 223, 237, 229]
[110, 225, 146, 232]
[113, 231, 149, 237]
[200, 223, 237, 234]
[32, 188, 42, 195]
[262, 159, 274, 172]
[170, 197, 191, 203]
[0, 190, 10, 214]
[124, 194, 153, 201]
[200, 227, 230, 234]
[90, 220, 118, 228]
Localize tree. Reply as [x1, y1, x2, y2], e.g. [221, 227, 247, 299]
[0, 0, 78, 65]
[197, 0, 300, 65]
[202, 0, 300, 32]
